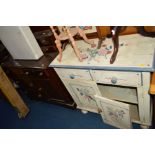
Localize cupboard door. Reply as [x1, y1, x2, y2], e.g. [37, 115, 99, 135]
[95, 95, 132, 129]
[62, 79, 102, 113]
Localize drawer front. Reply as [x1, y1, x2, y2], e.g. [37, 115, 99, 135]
[34, 30, 53, 39]
[11, 68, 47, 78]
[54, 68, 92, 80]
[41, 45, 57, 53]
[95, 95, 132, 129]
[91, 70, 141, 87]
[34, 30, 55, 46]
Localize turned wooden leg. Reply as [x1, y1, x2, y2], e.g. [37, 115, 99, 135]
[65, 27, 82, 62]
[50, 26, 63, 62]
[110, 27, 121, 64]
[77, 26, 94, 45]
[0, 66, 29, 118]
[97, 37, 106, 49]
[81, 109, 88, 114]
[55, 39, 62, 62]
[110, 35, 119, 64]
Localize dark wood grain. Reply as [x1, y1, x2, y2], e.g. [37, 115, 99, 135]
[2, 54, 75, 108]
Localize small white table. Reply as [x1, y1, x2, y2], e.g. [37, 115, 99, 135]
[50, 34, 155, 128]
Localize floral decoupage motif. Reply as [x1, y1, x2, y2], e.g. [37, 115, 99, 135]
[78, 40, 128, 64]
[70, 83, 97, 107]
[106, 107, 126, 122]
[63, 79, 102, 110]
[78, 45, 113, 64]
[95, 95, 132, 129]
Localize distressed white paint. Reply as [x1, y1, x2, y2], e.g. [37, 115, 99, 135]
[91, 70, 142, 87]
[130, 104, 140, 124]
[98, 84, 138, 104]
[62, 79, 102, 113]
[50, 34, 155, 71]
[51, 34, 154, 128]
[95, 95, 132, 129]
[138, 72, 151, 126]
[54, 68, 92, 80]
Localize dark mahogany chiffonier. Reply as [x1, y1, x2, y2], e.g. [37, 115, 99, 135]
[1, 53, 75, 108]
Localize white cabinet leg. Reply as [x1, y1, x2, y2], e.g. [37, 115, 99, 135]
[137, 72, 152, 126]
[81, 110, 88, 114]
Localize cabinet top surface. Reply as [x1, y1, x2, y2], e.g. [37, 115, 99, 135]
[49, 34, 155, 72]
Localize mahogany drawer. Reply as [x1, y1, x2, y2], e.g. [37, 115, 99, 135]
[10, 68, 47, 78]
[41, 45, 57, 53]
[34, 30, 55, 46]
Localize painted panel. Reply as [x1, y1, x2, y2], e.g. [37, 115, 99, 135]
[63, 79, 102, 112]
[95, 95, 132, 129]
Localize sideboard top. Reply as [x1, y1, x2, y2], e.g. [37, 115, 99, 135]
[50, 34, 155, 72]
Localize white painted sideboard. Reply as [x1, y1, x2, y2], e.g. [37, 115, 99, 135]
[49, 34, 155, 129]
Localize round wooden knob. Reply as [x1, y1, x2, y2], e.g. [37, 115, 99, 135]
[111, 77, 117, 84]
[29, 83, 34, 87]
[38, 87, 42, 91]
[38, 94, 42, 98]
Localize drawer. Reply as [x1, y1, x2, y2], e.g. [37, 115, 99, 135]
[11, 68, 47, 78]
[38, 37, 54, 46]
[91, 70, 142, 87]
[41, 45, 57, 53]
[34, 30, 55, 46]
[22, 78, 63, 100]
[34, 30, 53, 39]
[54, 68, 92, 80]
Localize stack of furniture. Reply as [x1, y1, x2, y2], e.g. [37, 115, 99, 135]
[1, 26, 75, 108]
[2, 26, 155, 126]
[2, 53, 75, 108]
[30, 26, 58, 54]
